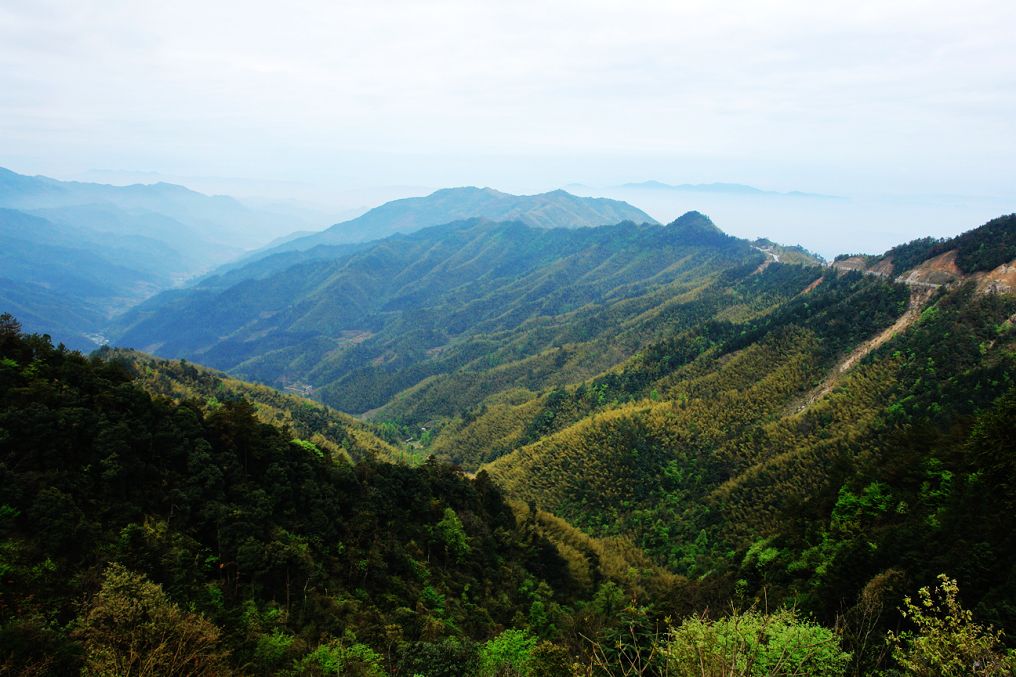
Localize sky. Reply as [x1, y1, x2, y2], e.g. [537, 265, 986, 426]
[1, 0, 1014, 253]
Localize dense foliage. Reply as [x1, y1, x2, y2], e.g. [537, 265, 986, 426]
[0, 321, 593, 670]
[4, 213, 1016, 675]
[0, 318, 687, 675]
[877, 213, 1016, 275]
[112, 215, 763, 416]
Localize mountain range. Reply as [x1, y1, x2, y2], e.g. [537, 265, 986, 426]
[2, 163, 1016, 674]
[112, 205, 1016, 644]
[0, 168, 318, 346]
[112, 211, 777, 415]
[218, 186, 657, 273]
[0, 172, 658, 350]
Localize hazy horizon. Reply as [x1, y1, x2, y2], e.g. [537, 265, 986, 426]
[4, 162, 1012, 259]
[2, 1, 1014, 255]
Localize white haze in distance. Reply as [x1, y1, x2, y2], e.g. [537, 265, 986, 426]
[0, 0, 1014, 254]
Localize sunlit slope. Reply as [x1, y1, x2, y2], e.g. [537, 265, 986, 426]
[479, 215, 1016, 631]
[488, 276, 1014, 569]
[483, 271, 905, 530]
[420, 263, 827, 465]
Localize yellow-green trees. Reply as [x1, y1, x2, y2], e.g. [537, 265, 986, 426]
[73, 563, 231, 676]
[665, 608, 849, 676]
[887, 575, 1016, 676]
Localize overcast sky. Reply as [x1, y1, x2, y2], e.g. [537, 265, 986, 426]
[1, 0, 1014, 225]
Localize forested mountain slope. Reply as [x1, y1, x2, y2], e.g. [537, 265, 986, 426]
[101, 348, 403, 464]
[0, 167, 332, 349]
[470, 215, 1016, 668]
[112, 213, 765, 416]
[0, 317, 689, 675]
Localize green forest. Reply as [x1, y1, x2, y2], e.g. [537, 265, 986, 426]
[3, 213, 1016, 675]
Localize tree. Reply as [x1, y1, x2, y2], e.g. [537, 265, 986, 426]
[73, 563, 231, 676]
[435, 507, 470, 561]
[477, 628, 538, 677]
[0, 313, 20, 337]
[0, 312, 22, 354]
[887, 574, 1016, 676]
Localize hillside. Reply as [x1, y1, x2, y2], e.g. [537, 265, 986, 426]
[832, 213, 1016, 283]
[0, 277, 107, 351]
[112, 213, 763, 416]
[0, 167, 337, 348]
[462, 214, 1016, 668]
[0, 316, 690, 676]
[101, 348, 404, 464]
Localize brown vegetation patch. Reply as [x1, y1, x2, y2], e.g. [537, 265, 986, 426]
[869, 257, 894, 277]
[896, 250, 961, 287]
[831, 256, 869, 273]
[975, 258, 1016, 295]
[801, 277, 824, 294]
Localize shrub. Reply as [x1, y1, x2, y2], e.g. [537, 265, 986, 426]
[293, 639, 386, 676]
[887, 574, 1016, 676]
[665, 608, 849, 676]
[477, 628, 538, 677]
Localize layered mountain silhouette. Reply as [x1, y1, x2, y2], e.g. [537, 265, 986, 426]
[234, 186, 656, 262]
[0, 167, 337, 346]
[112, 212, 756, 413]
[2, 165, 1015, 674]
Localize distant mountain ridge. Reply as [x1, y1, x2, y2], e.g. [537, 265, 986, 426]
[0, 207, 187, 348]
[243, 186, 656, 258]
[0, 167, 338, 347]
[111, 212, 760, 414]
[0, 167, 306, 249]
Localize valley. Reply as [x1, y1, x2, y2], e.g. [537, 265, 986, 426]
[1, 171, 1014, 675]
[5, 3, 1014, 673]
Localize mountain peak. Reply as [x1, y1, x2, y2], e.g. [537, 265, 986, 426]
[430, 186, 505, 197]
[669, 210, 721, 232]
[251, 186, 658, 257]
[664, 211, 733, 246]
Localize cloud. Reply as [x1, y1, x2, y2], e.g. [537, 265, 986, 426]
[0, 0, 1013, 197]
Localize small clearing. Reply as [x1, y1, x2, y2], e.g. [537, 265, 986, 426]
[752, 245, 780, 273]
[974, 259, 1016, 294]
[895, 250, 961, 287]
